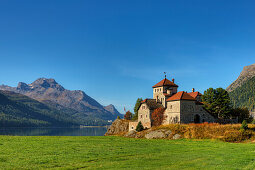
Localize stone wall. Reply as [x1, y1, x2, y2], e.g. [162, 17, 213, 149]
[163, 101, 181, 124]
[180, 100, 215, 123]
[138, 103, 152, 126]
[129, 121, 138, 131]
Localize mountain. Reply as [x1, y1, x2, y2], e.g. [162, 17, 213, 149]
[227, 63, 255, 111]
[227, 64, 255, 92]
[0, 78, 121, 122]
[104, 104, 122, 117]
[0, 90, 79, 127]
[229, 76, 255, 110]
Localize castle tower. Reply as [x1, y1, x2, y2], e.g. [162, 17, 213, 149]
[152, 76, 178, 107]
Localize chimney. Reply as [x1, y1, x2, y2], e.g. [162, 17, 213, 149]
[172, 78, 175, 83]
[192, 88, 195, 92]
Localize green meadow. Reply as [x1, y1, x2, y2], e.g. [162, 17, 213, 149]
[0, 136, 255, 169]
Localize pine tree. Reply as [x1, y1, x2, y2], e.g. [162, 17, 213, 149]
[136, 121, 144, 132]
[132, 98, 143, 120]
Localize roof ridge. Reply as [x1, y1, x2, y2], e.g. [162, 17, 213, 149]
[180, 91, 184, 99]
[163, 78, 166, 85]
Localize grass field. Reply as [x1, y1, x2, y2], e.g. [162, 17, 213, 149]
[0, 136, 255, 169]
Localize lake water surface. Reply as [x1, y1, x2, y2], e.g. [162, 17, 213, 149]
[0, 127, 107, 136]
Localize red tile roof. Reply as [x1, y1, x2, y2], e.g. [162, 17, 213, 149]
[152, 78, 178, 88]
[188, 92, 202, 98]
[167, 91, 196, 101]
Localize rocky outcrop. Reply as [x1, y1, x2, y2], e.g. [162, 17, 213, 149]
[172, 134, 181, 140]
[105, 119, 129, 136]
[227, 64, 255, 92]
[124, 130, 137, 138]
[145, 129, 172, 139]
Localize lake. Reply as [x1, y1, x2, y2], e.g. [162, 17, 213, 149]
[0, 127, 108, 136]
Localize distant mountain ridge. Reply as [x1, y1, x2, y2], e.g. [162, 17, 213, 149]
[0, 78, 122, 122]
[227, 64, 255, 92]
[104, 104, 121, 116]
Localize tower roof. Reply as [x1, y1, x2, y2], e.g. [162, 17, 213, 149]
[152, 78, 178, 88]
[167, 91, 196, 101]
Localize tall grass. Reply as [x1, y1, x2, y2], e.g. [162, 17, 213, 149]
[151, 123, 255, 142]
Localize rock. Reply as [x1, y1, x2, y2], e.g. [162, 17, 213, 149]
[164, 130, 172, 137]
[145, 130, 166, 139]
[172, 134, 181, 140]
[124, 130, 137, 138]
[104, 119, 129, 136]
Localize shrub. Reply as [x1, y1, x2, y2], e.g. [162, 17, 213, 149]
[136, 121, 144, 132]
[252, 119, 255, 124]
[124, 111, 132, 120]
[151, 107, 165, 126]
[241, 120, 248, 130]
[117, 116, 120, 119]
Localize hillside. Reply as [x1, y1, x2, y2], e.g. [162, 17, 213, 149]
[229, 76, 255, 110]
[0, 90, 111, 127]
[226, 63, 255, 110]
[0, 90, 79, 127]
[0, 78, 122, 121]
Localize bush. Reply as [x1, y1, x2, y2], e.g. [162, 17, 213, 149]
[151, 107, 165, 126]
[124, 111, 132, 120]
[117, 116, 120, 119]
[252, 119, 255, 124]
[241, 120, 248, 130]
[136, 121, 144, 132]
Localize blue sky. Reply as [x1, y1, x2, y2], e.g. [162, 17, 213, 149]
[0, 0, 255, 113]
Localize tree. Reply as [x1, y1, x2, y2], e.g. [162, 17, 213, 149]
[151, 107, 165, 126]
[124, 111, 133, 120]
[136, 121, 144, 132]
[231, 107, 252, 123]
[202, 88, 232, 118]
[133, 98, 143, 120]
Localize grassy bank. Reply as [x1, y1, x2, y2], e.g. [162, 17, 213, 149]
[0, 136, 255, 169]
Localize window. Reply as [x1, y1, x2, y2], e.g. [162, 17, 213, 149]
[170, 105, 172, 109]
[141, 115, 142, 118]
[131, 127, 134, 129]
[146, 115, 147, 118]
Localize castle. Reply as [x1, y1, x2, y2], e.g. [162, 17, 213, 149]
[129, 76, 215, 131]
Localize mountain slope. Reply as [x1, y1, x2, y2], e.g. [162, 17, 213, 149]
[0, 90, 79, 127]
[227, 64, 255, 92]
[0, 78, 120, 121]
[104, 104, 122, 117]
[229, 76, 255, 111]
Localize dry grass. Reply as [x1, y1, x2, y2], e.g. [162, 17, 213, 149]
[149, 123, 255, 142]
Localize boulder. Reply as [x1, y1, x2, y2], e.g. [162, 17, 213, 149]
[145, 130, 166, 139]
[124, 130, 137, 138]
[104, 119, 129, 136]
[172, 134, 181, 140]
